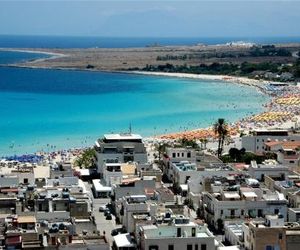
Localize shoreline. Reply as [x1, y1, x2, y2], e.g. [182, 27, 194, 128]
[1, 53, 300, 156]
[128, 70, 272, 94]
[0, 48, 66, 63]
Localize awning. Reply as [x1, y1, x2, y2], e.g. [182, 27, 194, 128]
[18, 215, 36, 224]
[180, 184, 188, 191]
[92, 179, 112, 192]
[6, 235, 22, 245]
[224, 192, 240, 199]
[242, 191, 257, 198]
[113, 233, 136, 248]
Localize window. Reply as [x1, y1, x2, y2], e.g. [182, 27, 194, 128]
[149, 246, 159, 250]
[201, 244, 207, 250]
[230, 209, 235, 217]
[195, 245, 198, 250]
[187, 245, 193, 250]
[182, 152, 184, 157]
[173, 153, 176, 158]
[220, 210, 223, 215]
[24, 178, 28, 184]
[241, 209, 244, 216]
[279, 233, 283, 240]
[185, 176, 190, 184]
[265, 246, 273, 250]
[274, 209, 279, 214]
[187, 152, 191, 158]
[168, 245, 174, 250]
[192, 227, 196, 237]
[177, 153, 180, 157]
[177, 228, 181, 237]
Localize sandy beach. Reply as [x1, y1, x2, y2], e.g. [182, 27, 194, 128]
[1, 47, 300, 154]
[130, 70, 270, 91]
[129, 71, 300, 141]
[0, 48, 66, 63]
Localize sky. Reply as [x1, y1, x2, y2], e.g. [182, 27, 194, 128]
[0, 1, 300, 37]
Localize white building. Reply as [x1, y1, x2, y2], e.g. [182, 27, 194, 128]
[92, 179, 112, 198]
[103, 162, 138, 186]
[188, 163, 238, 194]
[95, 133, 147, 175]
[248, 160, 290, 181]
[202, 187, 288, 230]
[241, 129, 300, 154]
[122, 195, 149, 233]
[224, 222, 243, 247]
[163, 147, 196, 179]
[265, 140, 300, 168]
[138, 216, 216, 250]
[288, 208, 300, 222]
[112, 233, 136, 250]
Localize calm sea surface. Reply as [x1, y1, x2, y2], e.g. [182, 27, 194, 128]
[1, 35, 300, 48]
[0, 43, 269, 156]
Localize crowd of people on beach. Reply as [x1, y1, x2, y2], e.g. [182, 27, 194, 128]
[157, 81, 300, 141]
[1, 76, 299, 162]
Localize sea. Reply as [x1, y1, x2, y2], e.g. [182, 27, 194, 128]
[0, 35, 288, 156]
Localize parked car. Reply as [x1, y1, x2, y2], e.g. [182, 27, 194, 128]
[111, 227, 127, 236]
[106, 214, 112, 220]
[99, 205, 108, 212]
[104, 210, 111, 217]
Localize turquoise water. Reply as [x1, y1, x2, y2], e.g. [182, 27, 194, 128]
[0, 51, 268, 156]
[0, 50, 49, 64]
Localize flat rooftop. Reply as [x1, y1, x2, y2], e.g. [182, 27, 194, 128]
[92, 179, 112, 192]
[104, 133, 142, 140]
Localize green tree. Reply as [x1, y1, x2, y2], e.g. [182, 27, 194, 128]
[213, 118, 229, 158]
[155, 143, 170, 162]
[178, 138, 199, 149]
[75, 148, 96, 168]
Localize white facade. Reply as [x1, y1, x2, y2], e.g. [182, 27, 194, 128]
[224, 222, 243, 247]
[241, 129, 300, 153]
[172, 161, 198, 184]
[202, 189, 288, 229]
[103, 163, 123, 186]
[163, 147, 196, 180]
[288, 208, 300, 222]
[188, 164, 238, 194]
[92, 179, 112, 198]
[0, 175, 19, 187]
[248, 160, 290, 181]
[95, 133, 147, 175]
[122, 195, 149, 233]
[139, 217, 216, 250]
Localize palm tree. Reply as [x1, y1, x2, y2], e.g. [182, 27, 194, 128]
[203, 138, 208, 150]
[213, 118, 229, 158]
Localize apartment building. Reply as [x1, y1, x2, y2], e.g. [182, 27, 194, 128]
[138, 215, 216, 250]
[241, 129, 300, 154]
[202, 186, 288, 230]
[95, 133, 148, 175]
